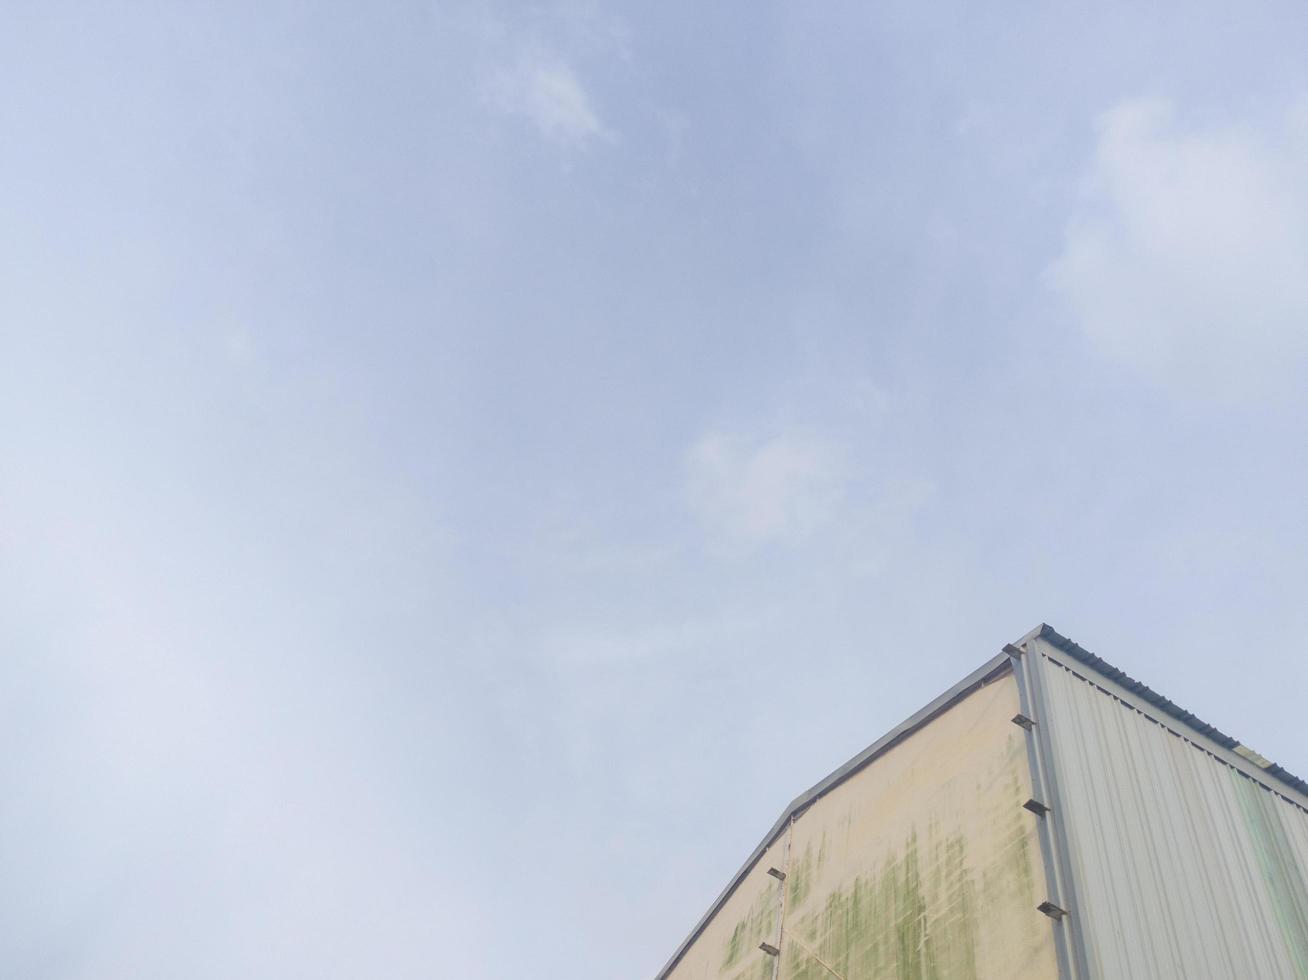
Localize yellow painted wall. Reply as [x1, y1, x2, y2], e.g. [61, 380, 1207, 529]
[666, 837, 787, 980]
[666, 670, 1058, 980]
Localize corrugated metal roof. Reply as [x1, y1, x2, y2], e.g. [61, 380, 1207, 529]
[1026, 623, 1308, 800]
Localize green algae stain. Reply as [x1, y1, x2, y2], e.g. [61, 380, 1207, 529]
[1008, 770, 1036, 902]
[894, 831, 928, 978]
[721, 883, 779, 971]
[787, 832, 832, 912]
[785, 828, 979, 980]
[1231, 771, 1308, 978]
[788, 846, 813, 910]
[980, 762, 1037, 913]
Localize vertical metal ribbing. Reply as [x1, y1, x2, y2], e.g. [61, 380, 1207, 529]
[1010, 643, 1091, 980]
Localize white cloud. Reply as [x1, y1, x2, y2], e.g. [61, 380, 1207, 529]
[685, 429, 849, 547]
[1048, 97, 1308, 395]
[223, 325, 255, 364]
[485, 49, 606, 147]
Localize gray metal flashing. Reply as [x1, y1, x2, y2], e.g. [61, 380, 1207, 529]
[1011, 650, 1078, 980]
[1026, 624, 1308, 810]
[652, 652, 1013, 980]
[1016, 640, 1094, 980]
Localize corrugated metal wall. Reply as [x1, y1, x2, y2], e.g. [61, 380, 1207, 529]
[1033, 644, 1308, 980]
[665, 670, 1058, 980]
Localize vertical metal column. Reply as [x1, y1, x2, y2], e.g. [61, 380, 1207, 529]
[767, 816, 794, 980]
[1008, 641, 1093, 980]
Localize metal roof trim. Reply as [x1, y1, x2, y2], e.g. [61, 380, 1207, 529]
[651, 652, 1013, 980]
[1025, 623, 1308, 800]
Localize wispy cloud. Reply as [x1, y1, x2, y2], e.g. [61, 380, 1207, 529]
[484, 48, 608, 147]
[684, 429, 849, 548]
[1048, 97, 1308, 396]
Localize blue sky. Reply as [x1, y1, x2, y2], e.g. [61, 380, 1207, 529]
[4, 2, 1308, 977]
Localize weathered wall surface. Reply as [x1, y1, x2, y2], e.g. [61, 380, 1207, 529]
[666, 670, 1058, 980]
[666, 835, 788, 980]
[1035, 646, 1308, 980]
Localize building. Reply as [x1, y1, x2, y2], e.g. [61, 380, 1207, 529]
[655, 624, 1308, 980]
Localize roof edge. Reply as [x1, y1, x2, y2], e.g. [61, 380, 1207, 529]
[652, 651, 1012, 980]
[1026, 623, 1308, 800]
